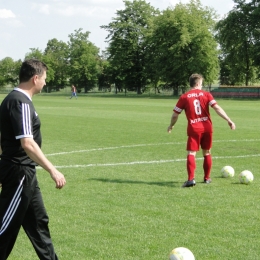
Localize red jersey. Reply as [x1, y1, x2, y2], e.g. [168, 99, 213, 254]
[174, 89, 217, 135]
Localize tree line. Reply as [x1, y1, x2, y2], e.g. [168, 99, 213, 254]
[0, 0, 260, 94]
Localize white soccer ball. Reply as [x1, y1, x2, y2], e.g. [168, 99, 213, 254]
[221, 166, 235, 178]
[169, 247, 195, 260]
[239, 170, 254, 184]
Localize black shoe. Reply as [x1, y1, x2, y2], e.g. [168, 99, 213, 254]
[204, 178, 212, 184]
[182, 179, 196, 187]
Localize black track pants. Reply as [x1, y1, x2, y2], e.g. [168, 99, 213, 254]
[0, 162, 58, 260]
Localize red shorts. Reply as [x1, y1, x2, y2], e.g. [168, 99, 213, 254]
[186, 132, 212, 151]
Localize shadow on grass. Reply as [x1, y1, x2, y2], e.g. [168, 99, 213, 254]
[88, 177, 181, 187]
[214, 176, 242, 184]
[231, 182, 245, 185]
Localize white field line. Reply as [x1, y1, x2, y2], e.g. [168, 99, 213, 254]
[38, 139, 260, 170]
[45, 139, 260, 157]
[37, 154, 260, 170]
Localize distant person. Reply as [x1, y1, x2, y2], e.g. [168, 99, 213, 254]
[70, 84, 77, 99]
[0, 59, 66, 259]
[167, 73, 235, 187]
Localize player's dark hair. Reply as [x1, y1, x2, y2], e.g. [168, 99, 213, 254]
[19, 59, 48, 83]
[189, 73, 203, 87]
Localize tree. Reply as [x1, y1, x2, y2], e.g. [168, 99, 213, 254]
[68, 29, 101, 93]
[25, 48, 44, 60]
[0, 57, 21, 87]
[245, 0, 260, 79]
[44, 39, 70, 91]
[98, 53, 113, 92]
[215, 0, 260, 86]
[146, 0, 219, 95]
[101, 0, 160, 94]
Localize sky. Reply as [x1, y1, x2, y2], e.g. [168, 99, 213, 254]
[0, 0, 236, 61]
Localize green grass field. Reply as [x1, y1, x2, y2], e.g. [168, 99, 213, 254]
[1, 94, 259, 260]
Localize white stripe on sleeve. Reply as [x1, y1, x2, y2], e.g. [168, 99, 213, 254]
[209, 100, 216, 106]
[174, 106, 182, 113]
[22, 103, 32, 136]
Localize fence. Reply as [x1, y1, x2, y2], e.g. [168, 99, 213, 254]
[210, 87, 260, 98]
[1, 86, 260, 98]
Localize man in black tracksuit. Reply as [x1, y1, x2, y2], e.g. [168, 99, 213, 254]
[0, 59, 66, 259]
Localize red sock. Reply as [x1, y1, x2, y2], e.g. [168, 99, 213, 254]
[187, 154, 196, 180]
[203, 154, 212, 180]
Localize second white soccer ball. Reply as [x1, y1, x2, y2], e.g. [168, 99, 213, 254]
[169, 247, 195, 260]
[239, 170, 254, 184]
[221, 166, 235, 178]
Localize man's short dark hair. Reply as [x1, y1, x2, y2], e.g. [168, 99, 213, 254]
[189, 73, 203, 87]
[19, 59, 48, 83]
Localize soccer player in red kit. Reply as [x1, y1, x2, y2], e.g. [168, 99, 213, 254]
[167, 74, 235, 187]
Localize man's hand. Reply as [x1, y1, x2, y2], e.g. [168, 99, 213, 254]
[228, 121, 236, 130]
[168, 112, 179, 133]
[50, 169, 66, 189]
